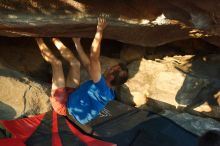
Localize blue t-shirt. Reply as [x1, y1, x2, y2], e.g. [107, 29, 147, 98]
[67, 75, 115, 124]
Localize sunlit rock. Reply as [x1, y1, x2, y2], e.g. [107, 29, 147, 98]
[120, 55, 220, 118]
[0, 68, 51, 119]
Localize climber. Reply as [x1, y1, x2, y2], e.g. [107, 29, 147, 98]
[35, 17, 128, 125]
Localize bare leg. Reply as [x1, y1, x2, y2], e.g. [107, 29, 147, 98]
[52, 38, 80, 88]
[36, 38, 65, 90]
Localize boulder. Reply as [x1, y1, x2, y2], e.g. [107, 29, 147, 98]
[0, 68, 51, 119]
[119, 55, 220, 118]
[0, 0, 220, 47]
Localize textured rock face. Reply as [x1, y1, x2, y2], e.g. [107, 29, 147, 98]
[1, 0, 220, 47]
[0, 68, 51, 119]
[119, 55, 220, 119]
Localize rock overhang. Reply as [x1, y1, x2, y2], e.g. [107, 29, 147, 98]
[0, 0, 220, 47]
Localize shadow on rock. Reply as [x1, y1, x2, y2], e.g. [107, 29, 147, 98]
[175, 54, 220, 119]
[0, 101, 16, 120]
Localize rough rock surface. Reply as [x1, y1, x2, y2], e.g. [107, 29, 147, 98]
[0, 68, 51, 119]
[1, 0, 220, 47]
[119, 55, 220, 119]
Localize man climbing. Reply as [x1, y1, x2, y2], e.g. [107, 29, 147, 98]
[36, 17, 128, 125]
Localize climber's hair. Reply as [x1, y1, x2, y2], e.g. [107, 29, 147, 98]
[110, 63, 128, 86]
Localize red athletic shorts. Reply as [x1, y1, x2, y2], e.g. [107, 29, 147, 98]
[50, 87, 75, 116]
